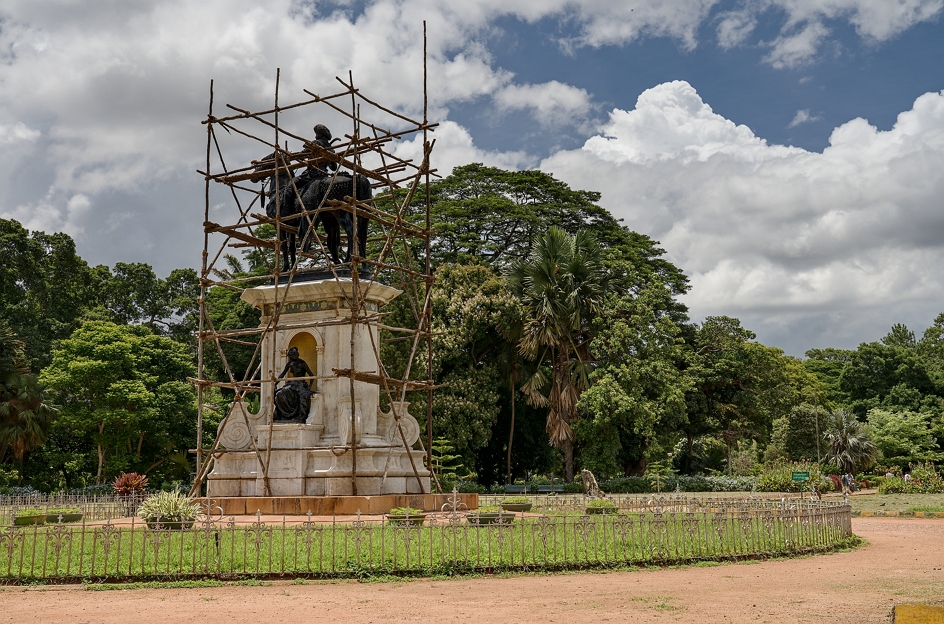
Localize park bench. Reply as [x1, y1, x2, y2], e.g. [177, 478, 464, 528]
[503, 484, 529, 494]
[537, 485, 565, 493]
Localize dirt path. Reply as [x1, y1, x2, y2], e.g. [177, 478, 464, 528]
[2, 517, 942, 623]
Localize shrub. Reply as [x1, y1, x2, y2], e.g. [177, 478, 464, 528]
[67, 484, 112, 496]
[387, 507, 424, 515]
[439, 479, 487, 494]
[14, 508, 45, 517]
[596, 474, 756, 494]
[136, 491, 200, 522]
[501, 496, 529, 504]
[113, 472, 149, 496]
[585, 499, 618, 509]
[878, 463, 944, 494]
[756, 462, 833, 493]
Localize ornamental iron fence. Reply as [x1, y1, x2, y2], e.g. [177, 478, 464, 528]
[0, 495, 852, 583]
[0, 494, 147, 525]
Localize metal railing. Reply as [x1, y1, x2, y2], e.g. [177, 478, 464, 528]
[478, 492, 812, 511]
[0, 495, 852, 582]
[0, 494, 146, 525]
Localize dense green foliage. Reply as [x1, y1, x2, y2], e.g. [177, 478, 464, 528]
[3, 162, 944, 492]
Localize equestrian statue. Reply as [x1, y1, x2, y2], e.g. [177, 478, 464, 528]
[251, 124, 371, 273]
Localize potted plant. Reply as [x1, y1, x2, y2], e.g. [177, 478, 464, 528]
[466, 506, 515, 525]
[137, 491, 200, 530]
[585, 499, 618, 515]
[500, 496, 532, 513]
[385, 507, 428, 526]
[46, 508, 83, 523]
[13, 509, 46, 526]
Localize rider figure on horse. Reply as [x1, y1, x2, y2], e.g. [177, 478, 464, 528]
[296, 124, 338, 188]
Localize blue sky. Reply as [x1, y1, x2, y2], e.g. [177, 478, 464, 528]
[452, 4, 944, 157]
[1, 0, 943, 355]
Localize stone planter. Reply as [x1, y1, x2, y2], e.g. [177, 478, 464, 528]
[500, 503, 532, 513]
[467, 512, 515, 525]
[385, 513, 428, 526]
[13, 514, 46, 526]
[47, 512, 83, 523]
[146, 520, 195, 531]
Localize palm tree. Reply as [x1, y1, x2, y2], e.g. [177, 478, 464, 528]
[823, 409, 877, 473]
[0, 325, 56, 470]
[506, 227, 606, 481]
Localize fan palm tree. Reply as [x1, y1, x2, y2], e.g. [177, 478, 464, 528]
[823, 409, 877, 474]
[505, 227, 606, 481]
[0, 325, 56, 469]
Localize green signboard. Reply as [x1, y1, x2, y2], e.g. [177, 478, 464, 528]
[792, 471, 810, 482]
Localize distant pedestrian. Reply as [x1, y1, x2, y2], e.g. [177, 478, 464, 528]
[904, 472, 912, 483]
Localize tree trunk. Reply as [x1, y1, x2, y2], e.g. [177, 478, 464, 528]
[726, 440, 732, 476]
[684, 434, 695, 473]
[506, 386, 515, 485]
[564, 438, 574, 482]
[137, 433, 145, 459]
[624, 456, 648, 477]
[96, 421, 106, 484]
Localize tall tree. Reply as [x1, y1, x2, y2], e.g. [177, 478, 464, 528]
[839, 340, 941, 416]
[823, 409, 877, 473]
[104, 263, 200, 345]
[0, 219, 103, 371]
[867, 408, 943, 467]
[507, 227, 607, 481]
[0, 324, 56, 472]
[40, 321, 195, 483]
[576, 284, 691, 478]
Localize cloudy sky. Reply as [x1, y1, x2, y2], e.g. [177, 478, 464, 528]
[2, 0, 944, 356]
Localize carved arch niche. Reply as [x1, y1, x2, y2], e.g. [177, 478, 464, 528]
[286, 331, 319, 386]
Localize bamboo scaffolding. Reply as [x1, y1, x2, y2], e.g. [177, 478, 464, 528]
[190, 32, 438, 499]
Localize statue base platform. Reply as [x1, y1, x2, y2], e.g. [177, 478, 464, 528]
[270, 266, 374, 284]
[206, 493, 479, 516]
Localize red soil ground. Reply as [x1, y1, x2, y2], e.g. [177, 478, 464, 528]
[2, 517, 942, 623]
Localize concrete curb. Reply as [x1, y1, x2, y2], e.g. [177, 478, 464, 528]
[894, 604, 944, 623]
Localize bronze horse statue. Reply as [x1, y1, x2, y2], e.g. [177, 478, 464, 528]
[251, 154, 371, 272]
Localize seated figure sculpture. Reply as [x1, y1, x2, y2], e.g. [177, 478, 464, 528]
[273, 347, 315, 422]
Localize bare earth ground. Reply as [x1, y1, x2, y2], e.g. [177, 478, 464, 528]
[1, 517, 942, 624]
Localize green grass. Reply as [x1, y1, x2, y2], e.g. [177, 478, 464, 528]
[0, 511, 852, 583]
[848, 493, 944, 513]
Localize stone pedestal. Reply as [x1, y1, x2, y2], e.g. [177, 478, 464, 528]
[207, 278, 431, 500]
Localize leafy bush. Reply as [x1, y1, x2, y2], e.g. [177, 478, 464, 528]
[136, 491, 200, 522]
[501, 496, 529, 504]
[387, 507, 425, 515]
[0, 485, 41, 496]
[67, 484, 112, 496]
[596, 474, 756, 494]
[15, 508, 45, 517]
[113, 472, 149, 496]
[439, 479, 488, 494]
[585, 499, 618, 509]
[755, 462, 833, 493]
[879, 464, 944, 494]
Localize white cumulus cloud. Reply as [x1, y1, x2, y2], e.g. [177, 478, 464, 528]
[542, 81, 944, 352]
[788, 109, 823, 128]
[493, 81, 593, 127]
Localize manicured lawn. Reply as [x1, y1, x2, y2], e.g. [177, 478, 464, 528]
[846, 493, 944, 513]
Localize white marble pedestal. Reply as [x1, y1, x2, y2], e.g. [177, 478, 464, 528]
[206, 278, 431, 498]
